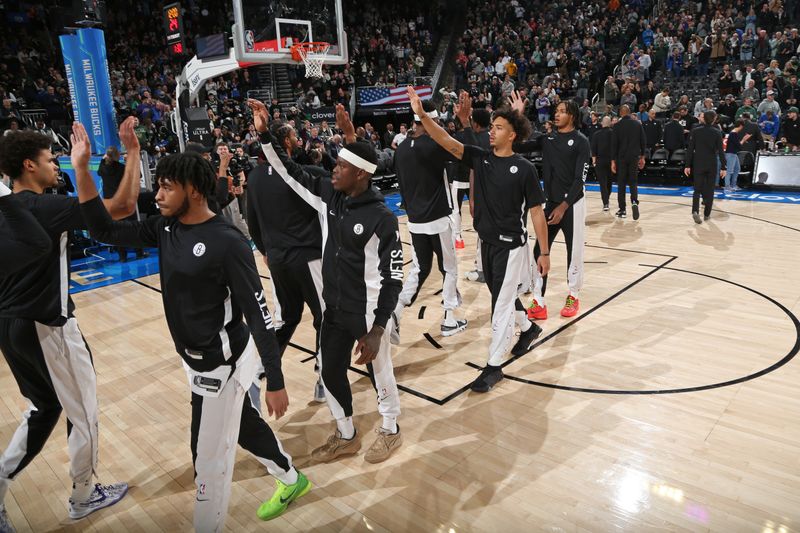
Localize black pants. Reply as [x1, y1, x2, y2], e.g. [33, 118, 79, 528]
[269, 259, 323, 357]
[692, 169, 716, 216]
[616, 158, 639, 210]
[595, 160, 613, 206]
[0, 317, 99, 484]
[318, 309, 399, 421]
[531, 200, 585, 299]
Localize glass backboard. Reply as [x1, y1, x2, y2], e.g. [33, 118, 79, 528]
[232, 0, 347, 65]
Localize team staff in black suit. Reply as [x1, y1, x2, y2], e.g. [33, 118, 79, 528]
[685, 110, 726, 224]
[590, 116, 614, 211]
[610, 105, 646, 220]
[662, 112, 686, 156]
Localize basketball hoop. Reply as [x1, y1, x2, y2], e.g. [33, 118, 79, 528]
[291, 42, 331, 78]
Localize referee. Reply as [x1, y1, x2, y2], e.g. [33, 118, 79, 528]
[685, 110, 726, 223]
[408, 87, 551, 393]
[71, 122, 309, 528]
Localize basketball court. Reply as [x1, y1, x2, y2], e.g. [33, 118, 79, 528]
[2, 191, 799, 531]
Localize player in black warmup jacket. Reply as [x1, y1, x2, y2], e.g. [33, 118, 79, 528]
[408, 87, 551, 393]
[0, 181, 50, 272]
[0, 125, 141, 529]
[511, 93, 590, 321]
[70, 123, 309, 529]
[247, 118, 330, 406]
[248, 99, 404, 464]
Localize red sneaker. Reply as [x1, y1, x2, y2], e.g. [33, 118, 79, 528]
[560, 295, 580, 317]
[527, 299, 548, 320]
[455, 239, 465, 249]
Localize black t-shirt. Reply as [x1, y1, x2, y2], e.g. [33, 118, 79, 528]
[395, 134, 454, 224]
[0, 191, 85, 325]
[517, 130, 591, 206]
[80, 197, 284, 390]
[461, 145, 545, 249]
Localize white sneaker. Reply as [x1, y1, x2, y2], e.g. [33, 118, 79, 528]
[440, 319, 468, 337]
[313, 379, 326, 403]
[0, 505, 15, 533]
[465, 270, 485, 283]
[68, 482, 128, 520]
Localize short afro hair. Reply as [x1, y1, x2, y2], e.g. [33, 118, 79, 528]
[0, 131, 53, 179]
[155, 151, 217, 198]
[491, 107, 532, 141]
[472, 108, 491, 128]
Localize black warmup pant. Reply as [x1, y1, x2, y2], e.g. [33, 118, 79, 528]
[531, 200, 585, 298]
[318, 308, 399, 421]
[269, 260, 323, 357]
[0, 318, 64, 479]
[692, 169, 717, 216]
[616, 158, 640, 210]
[595, 160, 613, 206]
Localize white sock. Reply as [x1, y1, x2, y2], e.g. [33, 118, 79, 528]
[275, 467, 299, 486]
[518, 312, 532, 332]
[0, 476, 9, 506]
[336, 417, 355, 440]
[535, 296, 546, 308]
[381, 416, 398, 434]
[71, 480, 94, 502]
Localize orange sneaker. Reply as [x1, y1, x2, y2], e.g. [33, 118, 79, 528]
[560, 295, 579, 317]
[455, 239, 465, 249]
[527, 299, 548, 320]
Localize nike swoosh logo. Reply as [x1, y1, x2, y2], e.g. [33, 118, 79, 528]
[279, 487, 298, 504]
[329, 210, 336, 216]
[165, 226, 171, 232]
[196, 498, 209, 502]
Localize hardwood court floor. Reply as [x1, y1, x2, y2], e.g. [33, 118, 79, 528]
[2, 192, 800, 532]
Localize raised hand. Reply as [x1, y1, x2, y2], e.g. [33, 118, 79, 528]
[70, 122, 92, 169]
[118, 116, 140, 152]
[246, 98, 270, 133]
[454, 91, 473, 126]
[335, 103, 355, 142]
[406, 86, 424, 117]
[509, 90, 527, 114]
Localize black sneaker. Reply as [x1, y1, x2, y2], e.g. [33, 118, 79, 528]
[511, 321, 543, 356]
[703, 214, 710, 221]
[632, 203, 640, 220]
[441, 319, 468, 337]
[692, 212, 702, 224]
[470, 365, 504, 393]
[603, 204, 610, 211]
[615, 210, 626, 219]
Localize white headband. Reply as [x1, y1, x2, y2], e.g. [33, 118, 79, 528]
[0, 181, 10, 197]
[339, 148, 377, 174]
[413, 110, 439, 122]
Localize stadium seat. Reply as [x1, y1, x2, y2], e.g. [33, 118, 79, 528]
[738, 151, 755, 185]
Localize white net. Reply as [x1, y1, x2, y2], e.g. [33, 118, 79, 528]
[295, 44, 330, 78]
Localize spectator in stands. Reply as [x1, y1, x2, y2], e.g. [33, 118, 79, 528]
[666, 48, 684, 77]
[717, 94, 738, 120]
[604, 77, 621, 107]
[391, 124, 408, 149]
[758, 90, 782, 116]
[663, 111, 686, 156]
[642, 110, 661, 149]
[758, 110, 780, 143]
[694, 98, 715, 118]
[723, 119, 747, 192]
[383, 124, 396, 150]
[652, 87, 671, 116]
[736, 96, 758, 119]
[782, 75, 799, 110]
[3, 118, 20, 137]
[779, 107, 800, 150]
[718, 64, 738, 96]
[741, 79, 761, 101]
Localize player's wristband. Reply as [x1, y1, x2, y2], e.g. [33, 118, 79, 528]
[540, 253, 550, 256]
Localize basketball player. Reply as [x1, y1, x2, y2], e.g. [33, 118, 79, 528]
[393, 99, 467, 341]
[0, 181, 50, 272]
[70, 122, 309, 529]
[248, 98, 404, 464]
[456, 108, 492, 283]
[0, 122, 140, 527]
[247, 120, 328, 404]
[511, 92, 590, 320]
[407, 87, 550, 393]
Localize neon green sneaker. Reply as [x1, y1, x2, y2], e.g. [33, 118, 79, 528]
[256, 470, 311, 521]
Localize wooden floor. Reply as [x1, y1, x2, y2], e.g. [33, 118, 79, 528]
[3, 192, 800, 532]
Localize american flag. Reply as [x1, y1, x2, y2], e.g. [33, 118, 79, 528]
[358, 85, 433, 106]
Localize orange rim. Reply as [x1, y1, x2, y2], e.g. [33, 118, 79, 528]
[290, 42, 331, 62]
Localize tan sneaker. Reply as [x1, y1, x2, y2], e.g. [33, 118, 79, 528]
[311, 430, 361, 463]
[364, 428, 403, 463]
